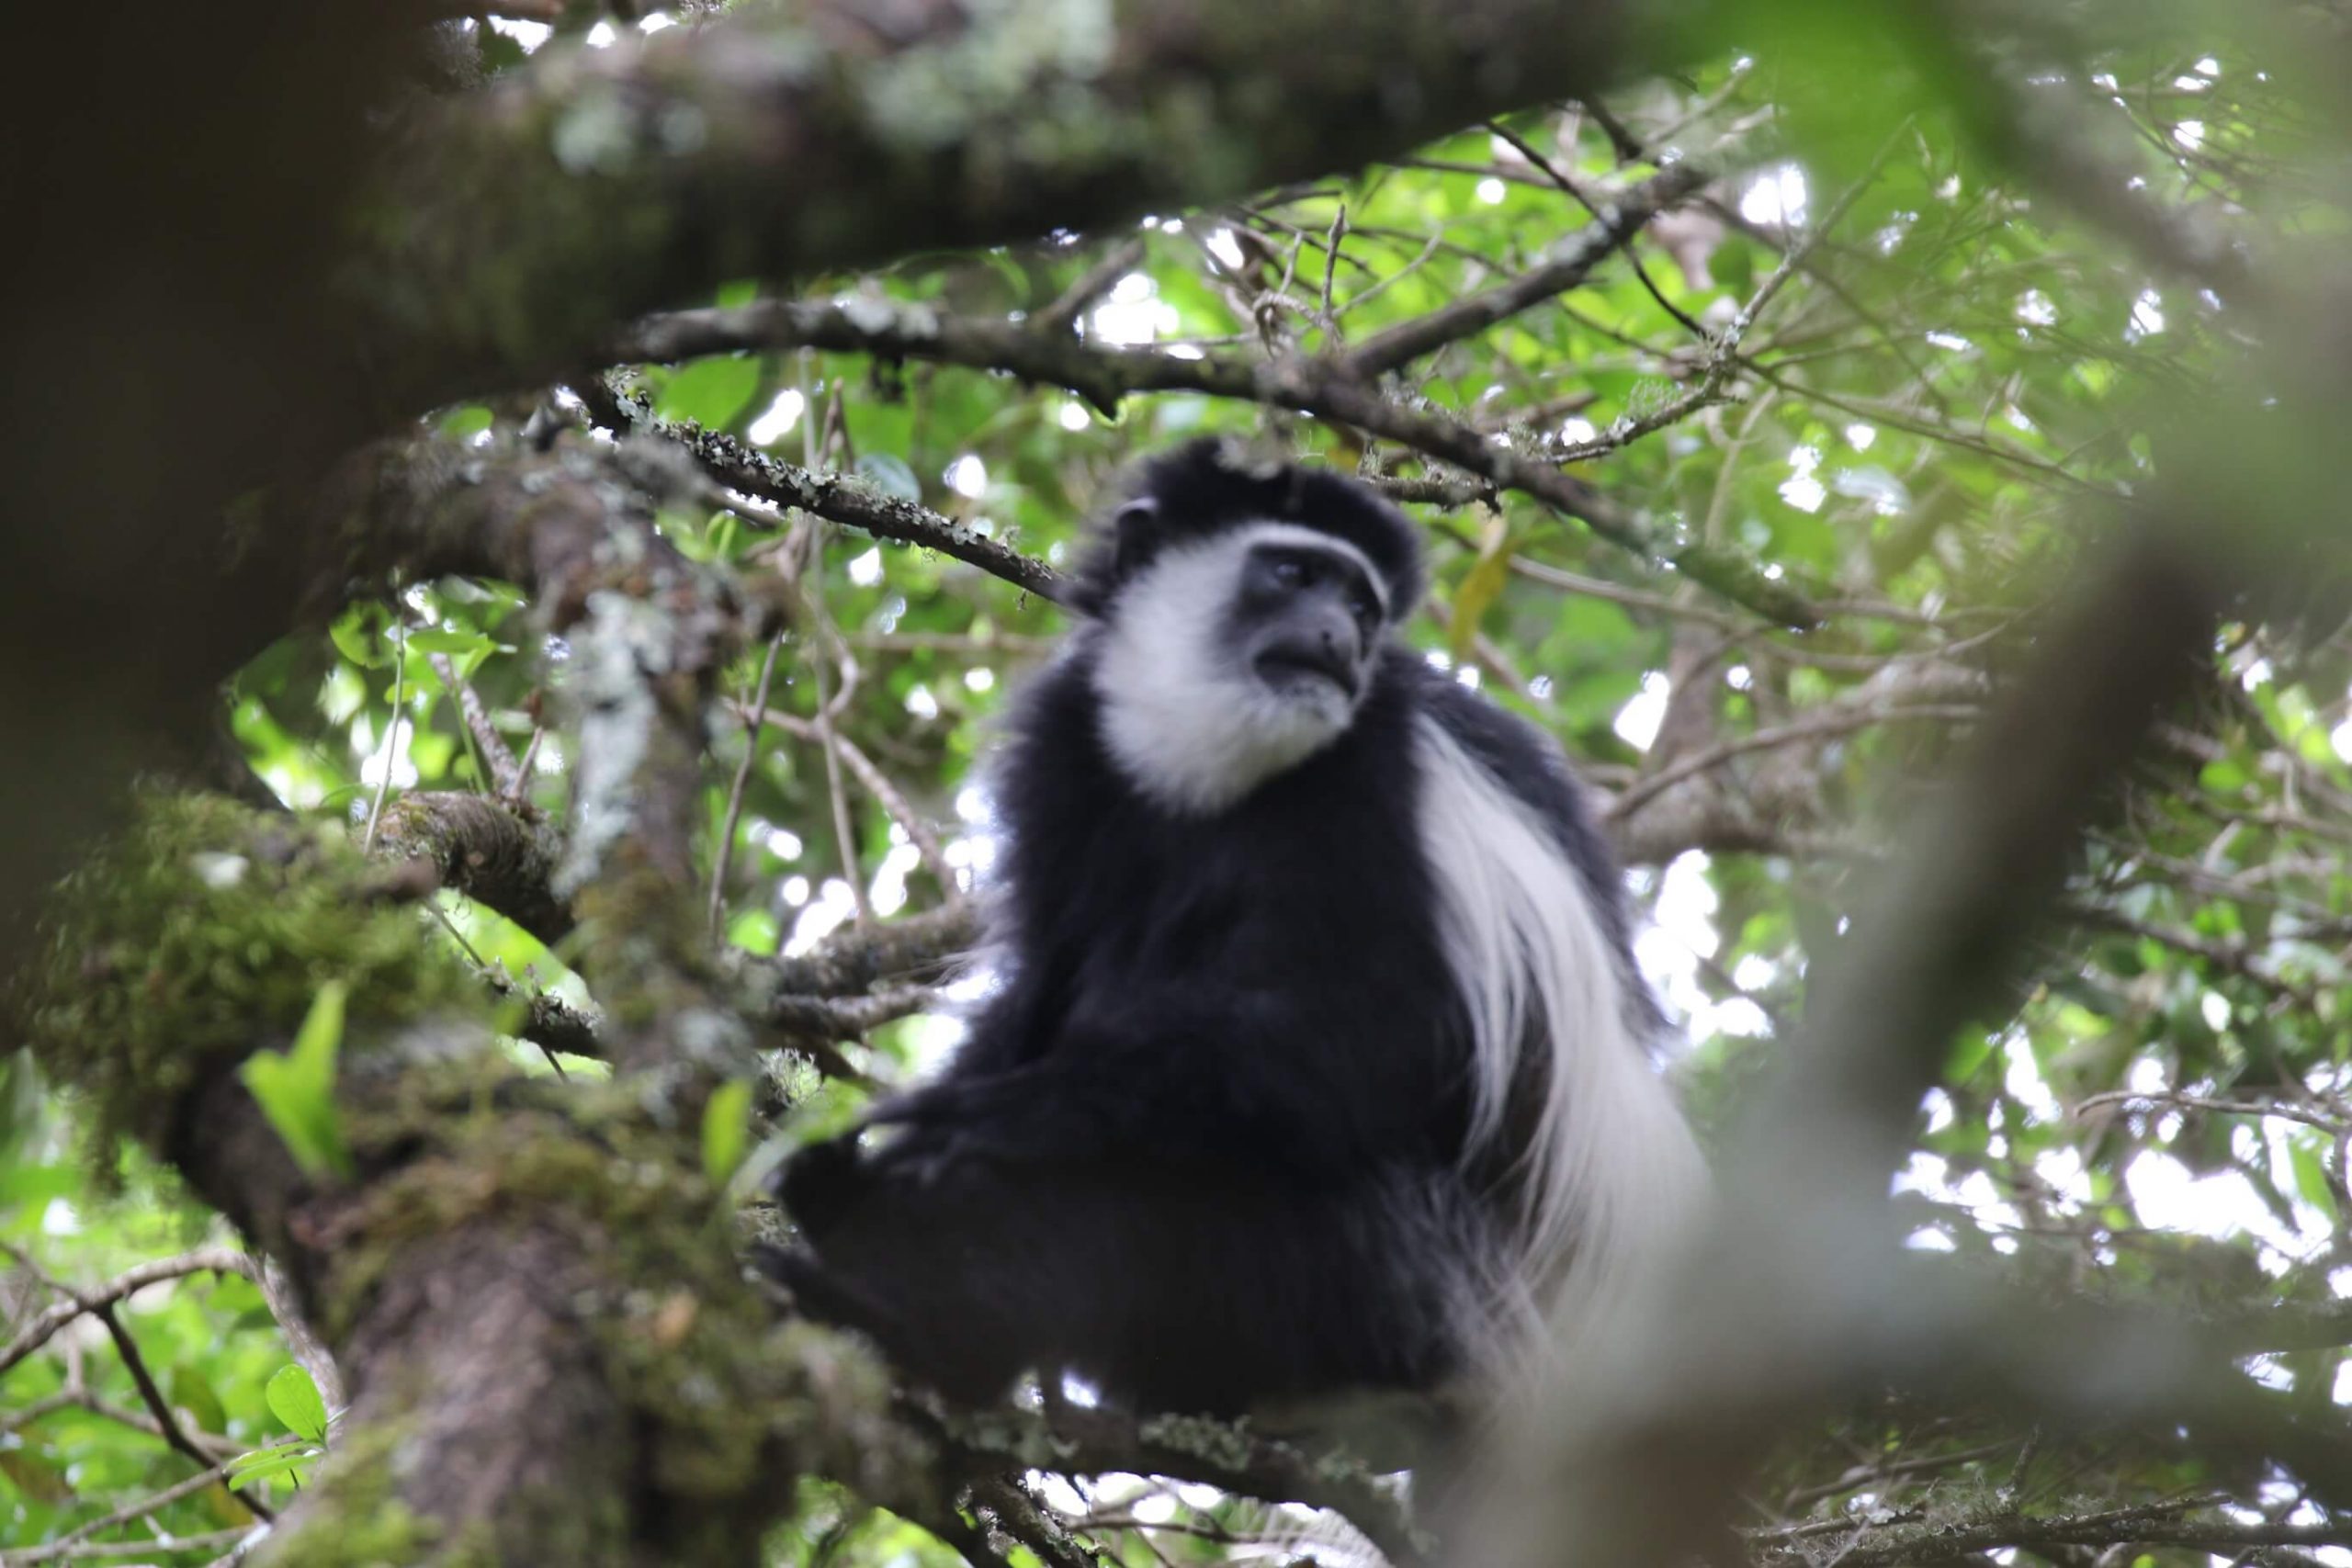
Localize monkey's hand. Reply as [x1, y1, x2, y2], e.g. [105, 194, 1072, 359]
[774, 1133, 868, 1237]
[846, 1075, 1070, 1186]
[861, 1106, 1003, 1190]
[857, 1062, 1199, 1179]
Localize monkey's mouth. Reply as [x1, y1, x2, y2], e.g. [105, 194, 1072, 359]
[1254, 649, 1359, 699]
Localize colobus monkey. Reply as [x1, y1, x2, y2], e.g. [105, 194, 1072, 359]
[767, 439, 1704, 1428]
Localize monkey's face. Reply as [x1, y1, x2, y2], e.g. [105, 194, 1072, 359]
[1089, 522, 1391, 816]
[1230, 536, 1385, 724]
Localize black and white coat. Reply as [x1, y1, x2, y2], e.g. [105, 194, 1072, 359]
[775, 442, 1705, 1422]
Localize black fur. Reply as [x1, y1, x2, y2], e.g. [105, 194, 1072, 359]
[1067, 437, 1429, 616]
[764, 444, 1643, 1417]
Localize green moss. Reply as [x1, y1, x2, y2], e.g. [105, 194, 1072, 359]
[13, 790, 488, 1159]
[252, 1418, 442, 1568]
[317, 1090, 907, 1527]
[253, 1414, 515, 1568]
[17, 792, 910, 1554]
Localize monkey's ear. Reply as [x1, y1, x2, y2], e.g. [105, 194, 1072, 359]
[1111, 497, 1160, 578]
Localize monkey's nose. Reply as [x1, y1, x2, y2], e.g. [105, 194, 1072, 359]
[1310, 603, 1363, 666]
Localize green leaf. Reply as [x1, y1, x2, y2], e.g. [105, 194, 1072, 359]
[702, 1078, 753, 1188]
[329, 605, 388, 669]
[1448, 514, 1514, 663]
[0, 1449, 75, 1506]
[478, 27, 525, 73]
[1553, 592, 1639, 649]
[2199, 757, 2250, 794]
[2288, 1139, 2339, 1220]
[0, 1161, 78, 1206]
[726, 908, 780, 954]
[171, 1364, 229, 1437]
[1945, 1031, 1996, 1083]
[405, 628, 503, 657]
[266, 1364, 330, 1442]
[656, 356, 763, 431]
[227, 1445, 318, 1491]
[239, 982, 354, 1180]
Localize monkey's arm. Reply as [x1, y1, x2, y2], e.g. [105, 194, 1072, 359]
[860, 1055, 1311, 1178]
[850, 986, 1457, 1183]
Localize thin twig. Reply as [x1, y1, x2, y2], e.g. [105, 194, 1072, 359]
[1482, 117, 1715, 342]
[1319, 203, 1347, 342]
[254, 1256, 345, 1416]
[1035, 235, 1148, 335]
[508, 728, 544, 802]
[429, 650, 522, 796]
[92, 1303, 270, 1521]
[0, 1250, 255, 1377]
[360, 616, 408, 855]
[731, 701, 958, 896]
[767, 984, 937, 1043]
[1607, 702, 1983, 821]
[11, 1529, 253, 1562]
[710, 633, 787, 944]
[2072, 1089, 2345, 1134]
[0, 1459, 254, 1566]
[1340, 163, 1711, 377]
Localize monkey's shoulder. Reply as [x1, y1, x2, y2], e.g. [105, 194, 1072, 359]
[1404, 662, 1633, 928]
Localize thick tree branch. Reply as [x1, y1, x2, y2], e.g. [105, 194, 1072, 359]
[740, 903, 983, 1001]
[345, 0, 1647, 416]
[374, 792, 573, 950]
[613, 163, 1704, 392]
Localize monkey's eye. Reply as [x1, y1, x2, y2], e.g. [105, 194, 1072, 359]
[1270, 557, 1310, 590]
[1351, 592, 1380, 632]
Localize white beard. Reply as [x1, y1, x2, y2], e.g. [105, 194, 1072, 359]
[1090, 523, 1382, 816]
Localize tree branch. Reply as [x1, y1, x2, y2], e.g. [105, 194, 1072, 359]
[1751, 1496, 2350, 1568]
[0, 1250, 255, 1379]
[373, 792, 572, 950]
[345, 0, 1648, 416]
[611, 299, 1820, 625]
[91, 1303, 271, 1522]
[918, 1401, 1428, 1568]
[1338, 161, 1710, 376]
[586, 383, 1069, 604]
[740, 903, 983, 1001]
